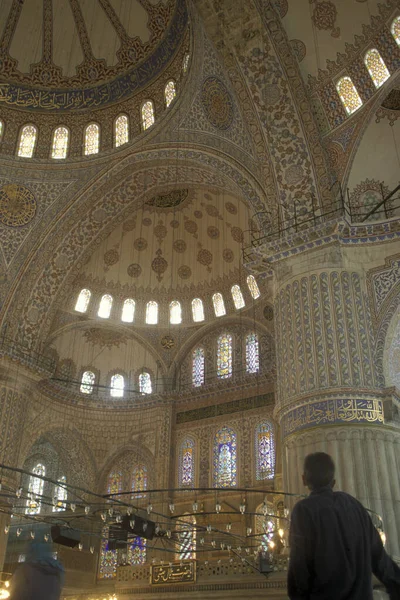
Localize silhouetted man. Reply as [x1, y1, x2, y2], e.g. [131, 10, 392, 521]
[288, 452, 400, 600]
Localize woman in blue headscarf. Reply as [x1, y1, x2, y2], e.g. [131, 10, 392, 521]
[9, 542, 64, 600]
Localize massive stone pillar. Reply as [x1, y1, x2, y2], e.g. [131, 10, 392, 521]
[250, 219, 400, 558]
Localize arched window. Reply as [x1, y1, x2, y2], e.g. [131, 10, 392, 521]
[256, 422, 275, 480]
[246, 333, 259, 374]
[217, 334, 232, 379]
[247, 275, 261, 299]
[255, 503, 275, 549]
[165, 80, 177, 107]
[178, 438, 195, 487]
[75, 288, 91, 313]
[121, 298, 135, 323]
[53, 476, 67, 512]
[183, 53, 190, 73]
[128, 537, 147, 565]
[146, 301, 158, 324]
[18, 125, 37, 158]
[139, 372, 152, 395]
[0, 120, 3, 141]
[107, 472, 122, 495]
[141, 101, 155, 130]
[110, 374, 124, 398]
[364, 49, 390, 88]
[98, 294, 113, 318]
[26, 463, 45, 514]
[99, 526, 117, 579]
[177, 515, 196, 560]
[131, 465, 148, 497]
[114, 114, 129, 147]
[231, 285, 245, 309]
[192, 298, 205, 322]
[192, 347, 205, 387]
[392, 16, 400, 45]
[214, 427, 237, 487]
[80, 370, 95, 394]
[84, 123, 100, 155]
[51, 126, 69, 159]
[212, 292, 226, 317]
[336, 77, 363, 115]
[170, 300, 182, 324]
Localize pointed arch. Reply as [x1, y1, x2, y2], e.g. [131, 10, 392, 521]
[139, 371, 152, 395]
[336, 77, 363, 115]
[114, 114, 129, 147]
[246, 332, 259, 374]
[214, 426, 237, 487]
[255, 421, 275, 480]
[178, 437, 195, 487]
[51, 126, 69, 159]
[212, 292, 226, 317]
[80, 370, 95, 394]
[391, 16, 400, 45]
[247, 275, 260, 299]
[192, 298, 205, 322]
[141, 100, 155, 130]
[110, 373, 124, 398]
[121, 298, 135, 323]
[231, 284, 245, 309]
[146, 301, 158, 324]
[170, 300, 182, 324]
[364, 49, 390, 89]
[84, 123, 100, 155]
[217, 333, 233, 379]
[98, 294, 113, 318]
[177, 514, 196, 559]
[26, 463, 45, 514]
[192, 347, 205, 387]
[75, 288, 91, 313]
[165, 80, 177, 107]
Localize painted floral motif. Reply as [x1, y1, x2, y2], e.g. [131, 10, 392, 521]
[225, 202, 237, 214]
[231, 226, 244, 243]
[0, 184, 37, 227]
[207, 226, 220, 239]
[123, 218, 136, 232]
[154, 223, 167, 244]
[311, 0, 340, 38]
[349, 179, 391, 221]
[290, 39, 307, 63]
[142, 218, 152, 226]
[178, 265, 192, 279]
[194, 210, 203, 218]
[170, 219, 180, 228]
[151, 249, 168, 281]
[134, 238, 148, 251]
[201, 76, 234, 130]
[173, 239, 187, 253]
[103, 248, 119, 267]
[184, 219, 198, 237]
[223, 248, 234, 262]
[127, 263, 142, 278]
[197, 249, 213, 271]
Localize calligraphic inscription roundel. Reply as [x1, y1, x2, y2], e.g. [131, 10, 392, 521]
[0, 184, 37, 227]
[201, 77, 234, 130]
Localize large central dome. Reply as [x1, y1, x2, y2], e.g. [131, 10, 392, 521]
[0, 0, 188, 111]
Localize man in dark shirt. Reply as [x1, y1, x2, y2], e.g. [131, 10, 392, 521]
[288, 452, 400, 600]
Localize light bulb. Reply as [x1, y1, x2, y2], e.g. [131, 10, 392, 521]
[90, 546, 94, 554]
[84, 506, 90, 514]
[4, 525, 9, 534]
[192, 501, 198, 512]
[30, 531, 35, 539]
[227, 544, 232, 551]
[215, 502, 221, 514]
[211, 540, 216, 548]
[166, 529, 171, 539]
[169, 503, 175, 513]
[226, 523, 232, 531]
[143, 522, 148, 532]
[147, 503, 153, 514]
[200, 537, 204, 545]
[44, 534, 49, 542]
[116, 514, 122, 524]
[220, 542, 225, 550]
[16, 528, 22, 537]
[130, 519, 135, 529]
[239, 502, 246, 514]
[155, 525, 160, 535]
[101, 512, 107, 522]
[70, 503, 76, 512]
[247, 527, 252, 536]
[16, 488, 22, 498]
[237, 546, 242, 552]
[278, 528, 284, 538]
[204, 560, 208, 565]
[217, 559, 221, 564]
[230, 557, 234, 563]
[245, 548, 250, 555]
[206, 524, 212, 533]
[108, 507, 113, 517]
[78, 543, 83, 551]
[126, 507, 132, 516]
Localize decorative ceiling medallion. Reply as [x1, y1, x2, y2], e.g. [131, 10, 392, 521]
[83, 328, 128, 349]
[311, 0, 340, 38]
[152, 249, 168, 281]
[134, 237, 148, 251]
[127, 263, 142, 278]
[0, 184, 36, 227]
[223, 248, 234, 263]
[201, 76, 234, 130]
[154, 222, 168, 244]
[194, 210, 203, 219]
[207, 226, 220, 239]
[173, 239, 187, 253]
[146, 189, 189, 209]
[104, 248, 119, 267]
[231, 227, 244, 244]
[197, 249, 213, 272]
[161, 335, 175, 350]
[273, 0, 288, 18]
[170, 219, 180, 228]
[290, 39, 307, 63]
[178, 265, 192, 279]
[123, 218, 136, 232]
[225, 202, 237, 215]
[142, 218, 152, 226]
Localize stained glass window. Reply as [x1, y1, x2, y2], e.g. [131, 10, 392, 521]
[246, 333, 259, 374]
[26, 463, 45, 514]
[115, 114, 129, 147]
[110, 374, 124, 398]
[231, 285, 245, 309]
[51, 126, 69, 159]
[107, 472, 122, 495]
[256, 422, 275, 480]
[183, 53, 190, 73]
[177, 515, 196, 559]
[255, 505, 275, 549]
[165, 80, 177, 107]
[336, 77, 363, 115]
[131, 465, 147, 498]
[214, 427, 237, 487]
[212, 293, 226, 317]
[179, 438, 195, 487]
[141, 101, 155, 130]
[247, 275, 261, 299]
[139, 372, 152, 395]
[99, 526, 117, 579]
[18, 125, 37, 158]
[84, 123, 100, 155]
[192, 347, 205, 387]
[170, 300, 182, 324]
[75, 288, 91, 313]
[192, 298, 205, 322]
[0, 120, 3, 140]
[364, 49, 390, 88]
[121, 298, 135, 323]
[128, 537, 146, 564]
[98, 294, 113, 318]
[217, 334, 232, 379]
[80, 370, 95, 394]
[391, 16, 400, 45]
[53, 476, 67, 512]
[146, 301, 158, 324]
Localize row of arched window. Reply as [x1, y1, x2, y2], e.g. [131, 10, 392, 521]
[0, 53, 190, 159]
[74, 276, 261, 323]
[80, 371, 152, 397]
[336, 20, 400, 116]
[25, 465, 67, 515]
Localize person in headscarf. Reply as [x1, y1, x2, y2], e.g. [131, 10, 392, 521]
[9, 542, 64, 600]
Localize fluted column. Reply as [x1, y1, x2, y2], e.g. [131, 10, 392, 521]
[250, 222, 400, 558]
